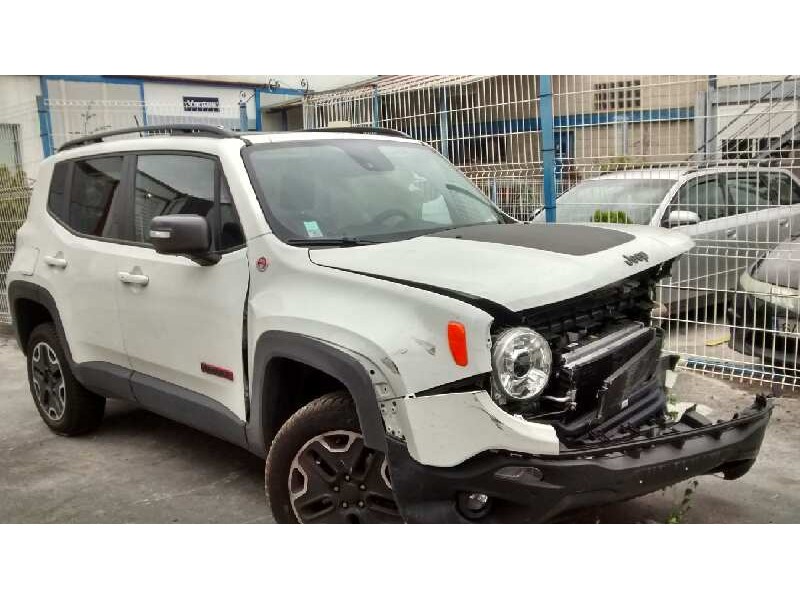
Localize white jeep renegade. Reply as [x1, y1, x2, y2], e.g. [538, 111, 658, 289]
[7, 124, 773, 523]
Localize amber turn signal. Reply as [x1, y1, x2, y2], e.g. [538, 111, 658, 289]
[447, 321, 469, 367]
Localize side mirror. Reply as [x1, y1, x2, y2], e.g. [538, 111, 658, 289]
[149, 215, 219, 265]
[666, 210, 700, 227]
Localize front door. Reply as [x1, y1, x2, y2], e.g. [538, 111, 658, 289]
[112, 153, 250, 419]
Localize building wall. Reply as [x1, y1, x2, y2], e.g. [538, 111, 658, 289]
[0, 76, 44, 174]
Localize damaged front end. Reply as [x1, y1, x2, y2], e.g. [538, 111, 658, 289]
[381, 263, 774, 523]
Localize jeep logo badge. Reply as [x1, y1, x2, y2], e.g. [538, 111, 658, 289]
[623, 251, 649, 266]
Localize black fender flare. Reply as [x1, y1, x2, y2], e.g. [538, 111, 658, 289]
[7, 280, 135, 401]
[7, 280, 73, 362]
[247, 330, 387, 458]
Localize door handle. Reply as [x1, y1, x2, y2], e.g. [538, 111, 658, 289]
[726, 228, 737, 239]
[118, 271, 149, 286]
[43, 254, 67, 269]
[779, 219, 789, 227]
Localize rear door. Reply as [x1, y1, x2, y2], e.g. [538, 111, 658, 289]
[41, 156, 131, 368]
[112, 152, 250, 419]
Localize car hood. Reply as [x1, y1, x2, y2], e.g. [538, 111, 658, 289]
[309, 223, 693, 312]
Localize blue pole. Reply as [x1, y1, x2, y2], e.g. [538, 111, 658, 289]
[36, 95, 53, 157]
[372, 86, 380, 127]
[540, 75, 556, 223]
[254, 89, 262, 131]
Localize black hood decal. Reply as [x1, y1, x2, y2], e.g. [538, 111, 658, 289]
[427, 223, 634, 256]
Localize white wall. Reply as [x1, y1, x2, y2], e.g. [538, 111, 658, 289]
[0, 76, 44, 176]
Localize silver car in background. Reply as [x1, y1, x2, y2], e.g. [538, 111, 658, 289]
[536, 166, 800, 312]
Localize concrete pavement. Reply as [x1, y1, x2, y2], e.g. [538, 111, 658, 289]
[1, 332, 797, 523]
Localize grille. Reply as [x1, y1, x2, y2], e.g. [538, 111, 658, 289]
[517, 268, 658, 353]
[508, 266, 667, 436]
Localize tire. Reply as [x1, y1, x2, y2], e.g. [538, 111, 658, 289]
[26, 322, 106, 436]
[265, 391, 401, 524]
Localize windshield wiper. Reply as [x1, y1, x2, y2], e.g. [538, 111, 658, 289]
[446, 183, 487, 202]
[286, 237, 377, 247]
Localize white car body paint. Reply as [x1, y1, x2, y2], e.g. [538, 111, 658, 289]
[310, 223, 692, 312]
[7, 131, 695, 468]
[245, 233, 496, 398]
[382, 391, 560, 467]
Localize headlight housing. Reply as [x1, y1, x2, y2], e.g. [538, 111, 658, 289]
[491, 327, 552, 405]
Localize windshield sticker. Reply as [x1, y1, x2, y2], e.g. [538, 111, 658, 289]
[303, 220, 324, 238]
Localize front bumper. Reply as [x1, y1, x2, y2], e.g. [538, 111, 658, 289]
[386, 396, 773, 523]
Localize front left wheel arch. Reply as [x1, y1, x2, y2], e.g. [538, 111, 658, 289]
[247, 330, 388, 458]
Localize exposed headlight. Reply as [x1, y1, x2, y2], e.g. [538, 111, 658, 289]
[491, 327, 552, 402]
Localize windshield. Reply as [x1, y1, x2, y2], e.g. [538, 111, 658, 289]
[244, 139, 507, 244]
[532, 178, 676, 224]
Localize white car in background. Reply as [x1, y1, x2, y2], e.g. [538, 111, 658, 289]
[536, 166, 800, 312]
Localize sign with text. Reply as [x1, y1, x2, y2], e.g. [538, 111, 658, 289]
[182, 96, 220, 112]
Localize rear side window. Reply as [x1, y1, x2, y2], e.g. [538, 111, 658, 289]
[68, 157, 125, 237]
[47, 161, 70, 222]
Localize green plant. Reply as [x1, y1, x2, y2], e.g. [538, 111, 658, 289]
[666, 480, 699, 524]
[591, 209, 633, 224]
[0, 165, 31, 245]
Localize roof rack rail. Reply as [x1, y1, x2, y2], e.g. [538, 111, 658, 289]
[303, 126, 410, 138]
[57, 124, 246, 153]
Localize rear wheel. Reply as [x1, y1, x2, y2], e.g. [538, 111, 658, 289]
[265, 391, 401, 524]
[26, 323, 105, 435]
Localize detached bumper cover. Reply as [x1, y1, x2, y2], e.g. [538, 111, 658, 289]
[386, 397, 773, 523]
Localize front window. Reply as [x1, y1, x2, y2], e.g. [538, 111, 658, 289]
[243, 139, 507, 244]
[533, 178, 676, 225]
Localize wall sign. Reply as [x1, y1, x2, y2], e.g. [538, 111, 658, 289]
[183, 96, 220, 112]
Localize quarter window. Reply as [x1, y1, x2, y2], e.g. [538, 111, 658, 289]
[47, 161, 70, 223]
[68, 156, 125, 237]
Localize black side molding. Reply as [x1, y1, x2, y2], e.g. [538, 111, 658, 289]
[130, 372, 247, 449]
[249, 331, 387, 458]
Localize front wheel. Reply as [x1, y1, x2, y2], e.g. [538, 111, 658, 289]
[265, 392, 402, 523]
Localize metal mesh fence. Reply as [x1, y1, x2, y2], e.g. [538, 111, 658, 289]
[304, 75, 800, 388]
[0, 100, 39, 323]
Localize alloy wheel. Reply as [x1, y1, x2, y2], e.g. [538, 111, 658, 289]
[31, 341, 66, 421]
[288, 430, 401, 523]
